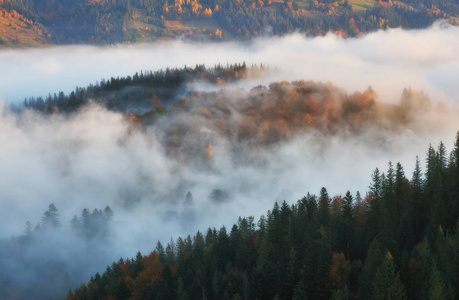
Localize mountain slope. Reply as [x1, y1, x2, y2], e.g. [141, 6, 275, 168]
[0, 0, 458, 47]
[0, 7, 48, 46]
[65, 133, 459, 300]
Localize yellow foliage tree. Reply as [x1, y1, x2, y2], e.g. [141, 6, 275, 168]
[215, 28, 222, 38]
[330, 252, 351, 290]
[206, 144, 214, 164]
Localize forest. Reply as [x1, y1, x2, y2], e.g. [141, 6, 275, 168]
[20, 63, 267, 114]
[0, 204, 116, 299]
[0, 0, 457, 46]
[65, 132, 459, 299]
[1, 0, 458, 298]
[18, 65, 436, 168]
[3, 64, 457, 299]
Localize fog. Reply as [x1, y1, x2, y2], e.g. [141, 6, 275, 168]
[1, 21, 458, 106]
[0, 21, 459, 299]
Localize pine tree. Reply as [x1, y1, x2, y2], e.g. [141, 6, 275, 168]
[342, 191, 354, 258]
[70, 215, 80, 232]
[24, 221, 32, 236]
[342, 191, 353, 221]
[367, 168, 383, 243]
[383, 162, 395, 203]
[355, 191, 363, 207]
[156, 241, 166, 263]
[359, 238, 384, 299]
[176, 237, 186, 262]
[372, 252, 406, 300]
[292, 281, 307, 300]
[177, 277, 189, 300]
[395, 162, 414, 248]
[193, 231, 206, 259]
[428, 263, 449, 300]
[41, 203, 61, 229]
[437, 142, 447, 176]
[318, 187, 331, 227]
[104, 206, 114, 219]
[369, 168, 383, 201]
[185, 191, 194, 206]
[165, 238, 176, 265]
[425, 144, 439, 202]
[412, 156, 425, 239]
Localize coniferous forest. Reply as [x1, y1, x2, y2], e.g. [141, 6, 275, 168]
[65, 133, 459, 299]
[0, 0, 459, 300]
[1, 61, 458, 299]
[19, 63, 266, 114]
[1, 0, 458, 298]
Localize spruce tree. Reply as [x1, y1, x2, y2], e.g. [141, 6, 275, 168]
[372, 252, 407, 300]
[428, 263, 449, 300]
[156, 241, 166, 263]
[318, 187, 331, 227]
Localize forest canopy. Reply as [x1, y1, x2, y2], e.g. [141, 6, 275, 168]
[0, 0, 458, 46]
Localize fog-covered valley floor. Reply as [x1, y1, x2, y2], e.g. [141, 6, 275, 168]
[0, 21, 458, 299]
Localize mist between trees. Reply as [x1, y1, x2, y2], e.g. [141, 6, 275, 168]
[62, 132, 459, 300]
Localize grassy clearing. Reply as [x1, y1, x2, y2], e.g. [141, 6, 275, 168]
[125, 19, 162, 41]
[296, 0, 312, 10]
[349, 0, 374, 11]
[181, 19, 220, 30]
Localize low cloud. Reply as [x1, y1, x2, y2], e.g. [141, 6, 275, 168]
[0, 21, 458, 106]
[0, 22, 458, 299]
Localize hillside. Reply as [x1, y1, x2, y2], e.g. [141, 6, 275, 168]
[2, 62, 458, 299]
[18, 65, 444, 176]
[0, 0, 458, 47]
[0, 7, 48, 46]
[65, 133, 459, 300]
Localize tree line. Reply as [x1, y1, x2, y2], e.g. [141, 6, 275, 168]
[19, 203, 114, 244]
[19, 63, 265, 114]
[67, 132, 459, 299]
[0, 204, 115, 299]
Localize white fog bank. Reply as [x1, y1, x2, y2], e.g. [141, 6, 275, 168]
[0, 21, 458, 106]
[0, 22, 459, 300]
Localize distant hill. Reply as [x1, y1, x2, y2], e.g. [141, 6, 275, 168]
[19, 64, 439, 167]
[0, 0, 458, 47]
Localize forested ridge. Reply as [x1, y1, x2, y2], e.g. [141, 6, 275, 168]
[66, 132, 459, 299]
[0, 0, 457, 46]
[8, 64, 458, 300]
[20, 63, 266, 114]
[19, 65, 437, 167]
